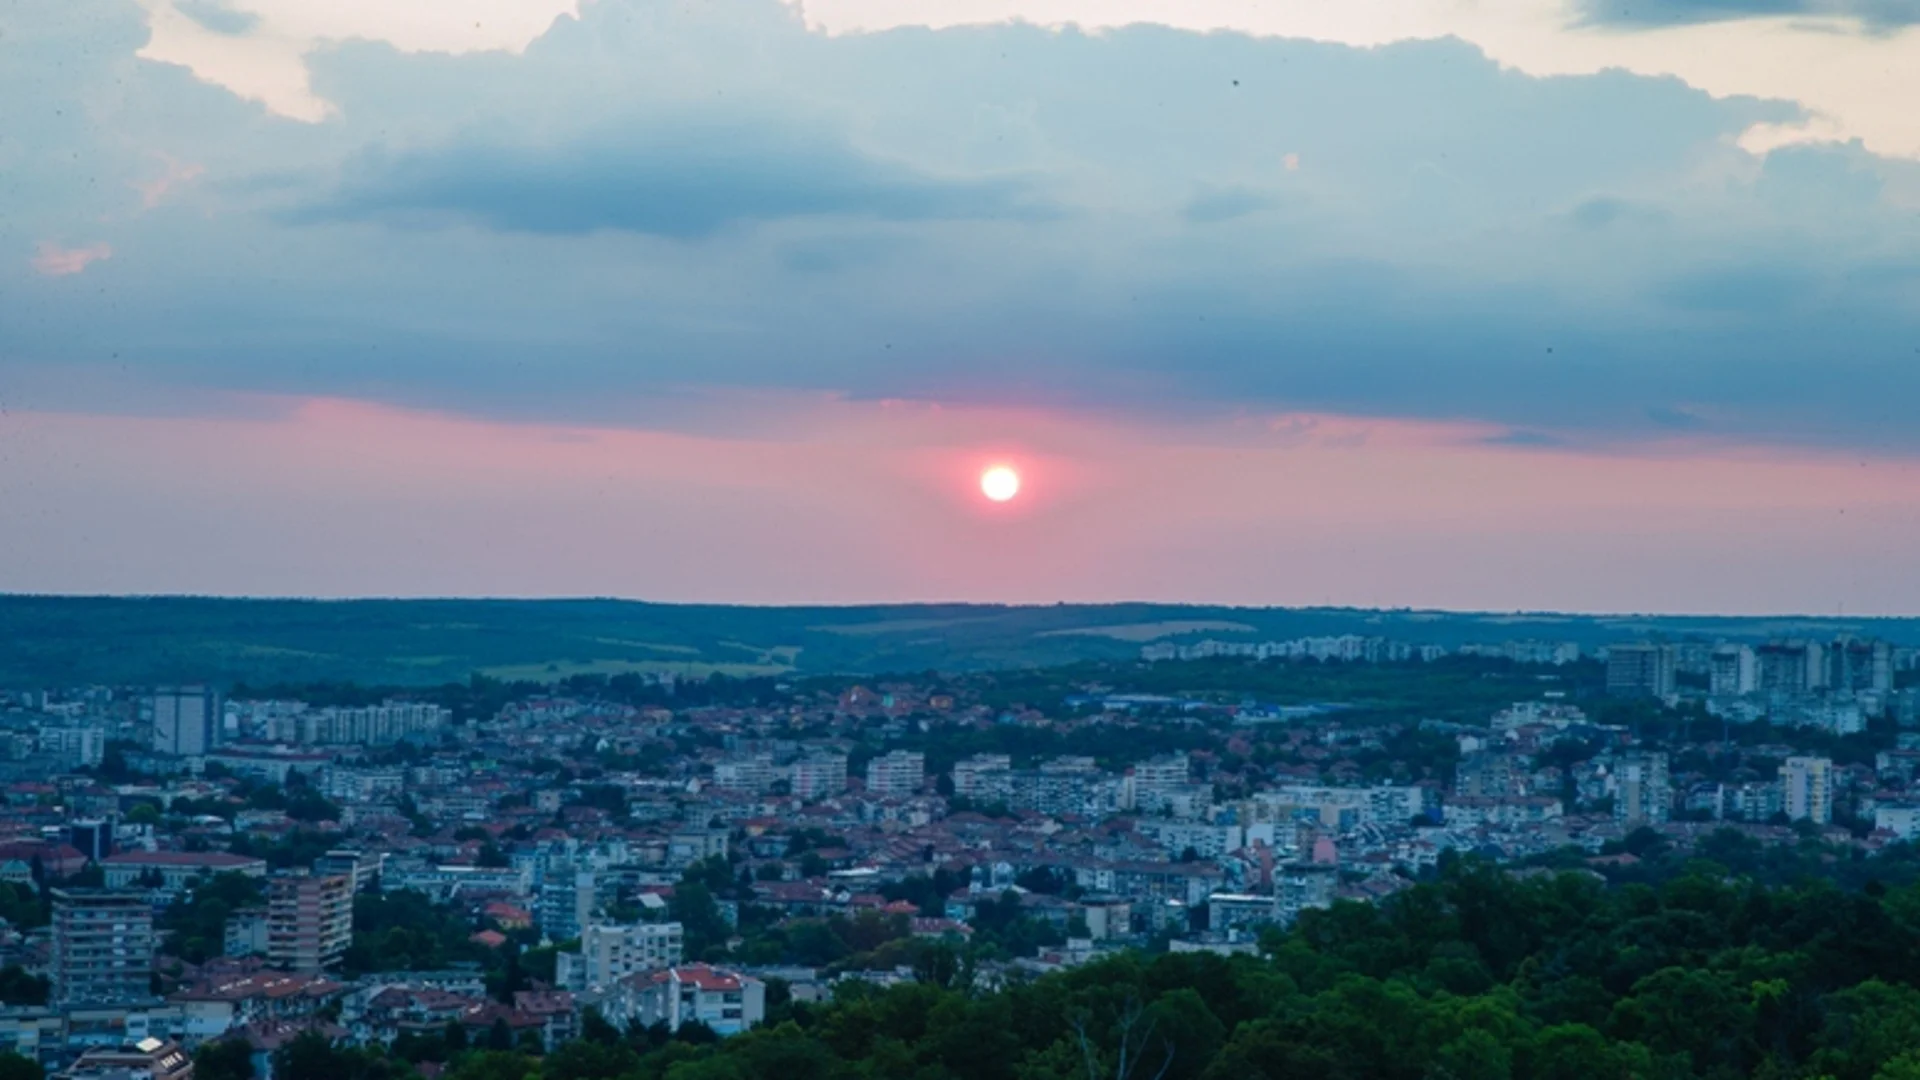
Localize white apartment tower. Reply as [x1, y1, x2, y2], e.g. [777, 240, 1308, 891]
[1781, 756, 1833, 824]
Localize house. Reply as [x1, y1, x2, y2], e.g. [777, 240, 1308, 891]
[602, 965, 765, 1036]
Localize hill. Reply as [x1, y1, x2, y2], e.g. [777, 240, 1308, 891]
[1, 595, 1916, 688]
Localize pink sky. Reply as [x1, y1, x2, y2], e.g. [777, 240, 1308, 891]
[2, 395, 1915, 613]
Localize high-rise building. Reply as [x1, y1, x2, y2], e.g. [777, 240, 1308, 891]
[1781, 756, 1833, 824]
[788, 754, 848, 800]
[1606, 645, 1676, 699]
[539, 868, 597, 944]
[711, 755, 776, 794]
[559, 921, 685, 992]
[51, 889, 155, 1005]
[152, 686, 220, 757]
[1129, 753, 1192, 813]
[1829, 637, 1894, 696]
[1758, 642, 1827, 695]
[952, 754, 1014, 800]
[40, 726, 106, 768]
[267, 872, 353, 971]
[865, 751, 925, 797]
[69, 819, 114, 863]
[1614, 752, 1671, 825]
[1709, 645, 1758, 697]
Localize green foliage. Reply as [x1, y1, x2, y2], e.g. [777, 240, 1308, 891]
[195, 1039, 255, 1080]
[0, 966, 47, 1007]
[160, 872, 266, 964]
[342, 890, 486, 976]
[0, 1052, 38, 1080]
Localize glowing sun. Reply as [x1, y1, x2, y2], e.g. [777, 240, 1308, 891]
[980, 465, 1021, 503]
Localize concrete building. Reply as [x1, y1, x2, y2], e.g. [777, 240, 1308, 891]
[267, 873, 353, 971]
[538, 869, 596, 944]
[864, 751, 925, 797]
[788, 754, 848, 800]
[1129, 753, 1192, 813]
[1758, 642, 1827, 695]
[711, 755, 775, 794]
[1606, 645, 1676, 699]
[558, 921, 685, 992]
[1709, 645, 1758, 697]
[1781, 756, 1834, 825]
[52, 890, 156, 1006]
[1830, 638, 1895, 696]
[67, 1038, 193, 1080]
[151, 687, 219, 757]
[1614, 752, 1671, 826]
[613, 964, 764, 1036]
[951, 755, 1013, 800]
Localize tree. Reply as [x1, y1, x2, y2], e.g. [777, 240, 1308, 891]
[0, 1053, 39, 1080]
[195, 1040, 254, 1080]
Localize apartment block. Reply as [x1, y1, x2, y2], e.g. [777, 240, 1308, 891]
[267, 873, 353, 971]
[52, 889, 155, 1006]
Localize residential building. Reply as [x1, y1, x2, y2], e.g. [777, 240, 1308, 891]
[951, 754, 1013, 800]
[52, 889, 156, 1006]
[788, 754, 848, 800]
[1830, 637, 1895, 696]
[1606, 645, 1675, 699]
[1614, 752, 1671, 826]
[41, 726, 107, 768]
[865, 751, 925, 797]
[1129, 753, 1191, 813]
[1709, 645, 1758, 697]
[151, 687, 219, 757]
[267, 873, 353, 971]
[1758, 642, 1827, 695]
[712, 755, 775, 794]
[558, 921, 685, 992]
[67, 1038, 193, 1080]
[1781, 756, 1833, 825]
[538, 869, 596, 943]
[611, 964, 764, 1036]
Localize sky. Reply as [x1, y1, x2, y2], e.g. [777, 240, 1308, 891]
[3, 0, 1919, 612]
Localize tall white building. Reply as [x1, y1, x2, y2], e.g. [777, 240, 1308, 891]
[788, 754, 848, 800]
[1614, 752, 1671, 825]
[1129, 753, 1191, 813]
[1709, 645, 1758, 697]
[1781, 756, 1833, 824]
[558, 922, 685, 992]
[865, 751, 925, 797]
[952, 754, 1013, 799]
[152, 686, 220, 757]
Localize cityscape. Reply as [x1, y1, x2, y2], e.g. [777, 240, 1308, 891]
[0, 622, 1914, 1078]
[12, 0, 1920, 1074]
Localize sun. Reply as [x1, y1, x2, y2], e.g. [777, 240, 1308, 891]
[980, 465, 1021, 503]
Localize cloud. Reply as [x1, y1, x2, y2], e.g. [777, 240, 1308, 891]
[1575, 0, 1920, 30]
[174, 0, 260, 36]
[134, 156, 207, 210]
[30, 242, 113, 277]
[1183, 187, 1273, 225]
[297, 121, 1049, 238]
[9, 0, 1920, 459]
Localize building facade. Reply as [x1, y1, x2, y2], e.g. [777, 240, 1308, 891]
[267, 873, 353, 971]
[52, 890, 156, 1006]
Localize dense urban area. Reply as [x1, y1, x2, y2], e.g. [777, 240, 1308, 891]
[3, 631, 1920, 1079]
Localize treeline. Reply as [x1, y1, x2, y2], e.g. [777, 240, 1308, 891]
[198, 855, 1920, 1079]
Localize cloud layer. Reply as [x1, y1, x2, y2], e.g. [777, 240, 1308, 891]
[3, 0, 1920, 458]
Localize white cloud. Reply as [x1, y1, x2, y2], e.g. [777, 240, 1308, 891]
[31, 242, 113, 277]
[133, 0, 581, 121]
[793, 0, 1920, 158]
